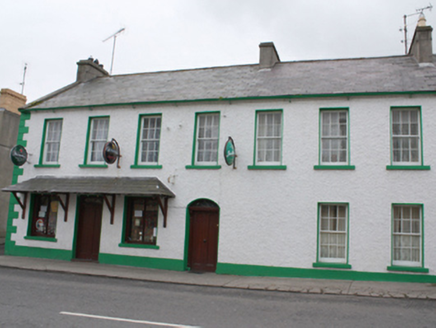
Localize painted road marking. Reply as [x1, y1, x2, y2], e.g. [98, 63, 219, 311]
[60, 311, 201, 328]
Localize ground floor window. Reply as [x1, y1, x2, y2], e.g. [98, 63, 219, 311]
[124, 197, 159, 245]
[392, 204, 422, 267]
[29, 194, 58, 237]
[318, 203, 348, 263]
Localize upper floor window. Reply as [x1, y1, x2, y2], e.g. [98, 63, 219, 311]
[255, 110, 283, 165]
[320, 109, 348, 164]
[194, 112, 220, 165]
[139, 115, 161, 164]
[391, 108, 420, 165]
[84, 116, 109, 165]
[41, 119, 63, 165]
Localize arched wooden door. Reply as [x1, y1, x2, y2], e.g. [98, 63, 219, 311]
[188, 200, 219, 272]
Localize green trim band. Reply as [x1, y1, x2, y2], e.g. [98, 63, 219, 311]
[99, 253, 184, 271]
[216, 262, 436, 283]
[23, 91, 436, 112]
[185, 165, 222, 170]
[387, 266, 429, 273]
[118, 243, 160, 250]
[6, 244, 72, 260]
[34, 164, 61, 168]
[312, 262, 352, 269]
[24, 236, 58, 243]
[386, 165, 431, 170]
[247, 165, 287, 170]
[78, 164, 108, 168]
[130, 165, 163, 169]
[314, 165, 355, 170]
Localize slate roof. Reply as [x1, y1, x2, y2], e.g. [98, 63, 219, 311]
[27, 55, 436, 110]
[2, 176, 175, 197]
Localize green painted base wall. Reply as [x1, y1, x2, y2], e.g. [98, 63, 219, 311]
[216, 262, 436, 284]
[99, 253, 185, 271]
[6, 242, 72, 261]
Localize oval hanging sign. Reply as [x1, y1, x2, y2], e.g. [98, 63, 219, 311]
[102, 138, 122, 168]
[224, 137, 236, 167]
[10, 145, 28, 166]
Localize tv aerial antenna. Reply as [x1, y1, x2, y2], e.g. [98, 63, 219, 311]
[400, 4, 433, 54]
[19, 63, 27, 95]
[103, 28, 125, 74]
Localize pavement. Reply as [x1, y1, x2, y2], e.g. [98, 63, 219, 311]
[0, 237, 435, 300]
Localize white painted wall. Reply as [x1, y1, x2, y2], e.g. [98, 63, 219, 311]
[11, 94, 436, 274]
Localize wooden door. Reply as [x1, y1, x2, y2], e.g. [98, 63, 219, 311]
[188, 207, 219, 272]
[75, 196, 103, 261]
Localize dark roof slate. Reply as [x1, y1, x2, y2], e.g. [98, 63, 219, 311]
[27, 55, 436, 109]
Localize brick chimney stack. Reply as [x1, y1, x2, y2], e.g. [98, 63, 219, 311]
[259, 42, 281, 69]
[0, 88, 26, 115]
[76, 57, 109, 83]
[409, 14, 433, 64]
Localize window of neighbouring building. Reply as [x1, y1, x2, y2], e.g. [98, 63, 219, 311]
[123, 197, 159, 246]
[29, 194, 58, 238]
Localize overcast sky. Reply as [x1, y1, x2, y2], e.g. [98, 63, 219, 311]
[1, 0, 435, 102]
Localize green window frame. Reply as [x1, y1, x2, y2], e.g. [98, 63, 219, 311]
[119, 196, 160, 249]
[313, 202, 351, 269]
[248, 109, 286, 170]
[186, 111, 221, 170]
[131, 114, 163, 169]
[387, 106, 430, 170]
[25, 193, 59, 242]
[314, 108, 355, 170]
[35, 118, 63, 168]
[79, 116, 109, 168]
[387, 204, 428, 273]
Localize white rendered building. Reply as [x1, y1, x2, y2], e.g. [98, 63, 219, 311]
[3, 22, 436, 283]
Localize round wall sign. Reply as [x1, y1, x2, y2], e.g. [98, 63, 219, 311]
[10, 145, 28, 166]
[102, 139, 120, 165]
[224, 137, 236, 166]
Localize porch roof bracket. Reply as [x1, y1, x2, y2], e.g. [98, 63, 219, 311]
[55, 193, 70, 222]
[103, 194, 116, 225]
[11, 192, 27, 219]
[155, 196, 169, 228]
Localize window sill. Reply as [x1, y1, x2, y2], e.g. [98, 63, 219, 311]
[118, 243, 160, 250]
[24, 236, 57, 243]
[313, 262, 352, 269]
[130, 164, 163, 169]
[79, 164, 108, 168]
[386, 165, 430, 170]
[314, 165, 355, 170]
[247, 165, 287, 170]
[34, 164, 61, 168]
[185, 165, 221, 170]
[387, 266, 429, 273]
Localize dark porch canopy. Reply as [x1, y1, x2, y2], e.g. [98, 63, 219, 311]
[2, 176, 175, 226]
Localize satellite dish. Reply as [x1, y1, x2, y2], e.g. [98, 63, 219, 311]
[102, 138, 121, 168]
[10, 145, 28, 166]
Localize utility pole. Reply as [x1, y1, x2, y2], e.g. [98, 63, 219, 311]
[401, 4, 433, 54]
[103, 28, 125, 75]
